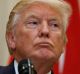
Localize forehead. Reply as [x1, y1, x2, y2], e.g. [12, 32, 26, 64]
[18, 1, 62, 19]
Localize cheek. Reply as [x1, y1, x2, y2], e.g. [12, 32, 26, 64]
[51, 32, 64, 56]
[14, 29, 38, 56]
[17, 36, 33, 53]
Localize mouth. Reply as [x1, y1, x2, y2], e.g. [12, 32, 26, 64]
[34, 42, 54, 50]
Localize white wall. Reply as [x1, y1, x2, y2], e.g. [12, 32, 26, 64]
[0, 0, 20, 66]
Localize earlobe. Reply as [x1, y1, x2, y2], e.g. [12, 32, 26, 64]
[63, 34, 68, 46]
[6, 32, 16, 51]
[62, 46, 66, 53]
[62, 35, 67, 53]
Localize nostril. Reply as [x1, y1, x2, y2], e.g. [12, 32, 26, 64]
[39, 32, 49, 38]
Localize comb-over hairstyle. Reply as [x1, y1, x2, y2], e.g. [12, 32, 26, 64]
[6, 0, 72, 32]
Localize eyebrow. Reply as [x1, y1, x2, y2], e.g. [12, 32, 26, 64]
[48, 18, 58, 21]
[24, 14, 61, 24]
[25, 15, 41, 20]
[48, 18, 60, 24]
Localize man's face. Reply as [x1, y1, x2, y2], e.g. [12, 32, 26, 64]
[12, 2, 65, 63]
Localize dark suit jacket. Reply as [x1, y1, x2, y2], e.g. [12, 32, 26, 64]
[0, 62, 15, 74]
[0, 61, 54, 74]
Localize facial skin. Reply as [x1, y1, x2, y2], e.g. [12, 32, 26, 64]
[8, 2, 65, 74]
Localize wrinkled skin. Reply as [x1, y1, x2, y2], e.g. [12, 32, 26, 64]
[7, 2, 66, 74]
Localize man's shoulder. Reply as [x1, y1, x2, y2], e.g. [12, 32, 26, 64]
[0, 66, 6, 71]
[0, 66, 8, 74]
[0, 62, 15, 74]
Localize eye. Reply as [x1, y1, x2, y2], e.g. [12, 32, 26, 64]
[25, 19, 39, 29]
[28, 21, 38, 25]
[48, 20, 59, 30]
[50, 23, 58, 27]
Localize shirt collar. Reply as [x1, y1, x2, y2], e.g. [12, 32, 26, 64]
[14, 60, 19, 74]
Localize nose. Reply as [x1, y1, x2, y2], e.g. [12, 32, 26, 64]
[39, 21, 50, 38]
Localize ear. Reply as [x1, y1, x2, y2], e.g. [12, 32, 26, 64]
[6, 32, 16, 51]
[62, 34, 67, 53]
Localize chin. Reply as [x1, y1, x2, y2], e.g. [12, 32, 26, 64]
[30, 50, 58, 62]
[40, 50, 56, 58]
[36, 52, 56, 61]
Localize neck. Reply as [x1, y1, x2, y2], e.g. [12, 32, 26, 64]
[31, 59, 53, 74]
[36, 64, 52, 74]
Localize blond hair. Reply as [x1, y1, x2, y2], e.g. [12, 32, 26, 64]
[6, 0, 72, 33]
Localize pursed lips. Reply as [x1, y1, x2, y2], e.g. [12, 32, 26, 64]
[34, 42, 54, 50]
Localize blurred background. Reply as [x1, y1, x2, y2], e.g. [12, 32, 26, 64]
[0, 0, 20, 65]
[0, 0, 80, 74]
